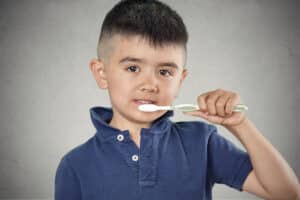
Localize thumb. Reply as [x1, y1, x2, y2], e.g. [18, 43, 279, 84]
[183, 110, 209, 119]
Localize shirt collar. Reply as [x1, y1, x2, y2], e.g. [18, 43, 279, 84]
[89, 106, 174, 142]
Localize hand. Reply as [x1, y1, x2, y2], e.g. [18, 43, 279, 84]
[183, 89, 246, 128]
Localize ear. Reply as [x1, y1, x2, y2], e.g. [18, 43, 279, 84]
[89, 58, 108, 89]
[174, 68, 188, 99]
[179, 68, 188, 86]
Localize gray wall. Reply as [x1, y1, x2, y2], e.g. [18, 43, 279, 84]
[0, 0, 299, 199]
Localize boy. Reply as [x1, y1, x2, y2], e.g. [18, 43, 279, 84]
[55, 0, 300, 199]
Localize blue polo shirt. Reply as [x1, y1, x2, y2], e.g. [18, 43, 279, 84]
[55, 106, 253, 200]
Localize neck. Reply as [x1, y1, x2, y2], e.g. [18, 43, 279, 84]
[109, 114, 151, 131]
[109, 113, 152, 148]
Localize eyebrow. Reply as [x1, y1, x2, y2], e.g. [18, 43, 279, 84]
[119, 56, 179, 69]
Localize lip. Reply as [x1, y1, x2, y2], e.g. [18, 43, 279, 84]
[134, 99, 156, 105]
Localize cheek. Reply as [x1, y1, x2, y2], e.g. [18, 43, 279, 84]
[160, 81, 179, 99]
[108, 73, 130, 88]
[107, 76, 133, 98]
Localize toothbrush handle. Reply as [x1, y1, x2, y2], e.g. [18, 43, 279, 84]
[194, 103, 248, 112]
[158, 106, 173, 111]
[232, 104, 248, 112]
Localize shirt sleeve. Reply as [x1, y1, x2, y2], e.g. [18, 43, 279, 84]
[55, 156, 82, 200]
[207, 124, 253, 191]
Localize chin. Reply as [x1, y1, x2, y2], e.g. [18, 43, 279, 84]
[134, 109, 166, 122]
[116, 102, 167, 124]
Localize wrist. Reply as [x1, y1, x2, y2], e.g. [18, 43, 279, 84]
[224, 117, 250, 135]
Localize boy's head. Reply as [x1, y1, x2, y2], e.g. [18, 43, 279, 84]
[97, 0, 188, 63]
[90, 0, 189, 125]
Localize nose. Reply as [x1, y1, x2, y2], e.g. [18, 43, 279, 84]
[139, 73, 159, 93]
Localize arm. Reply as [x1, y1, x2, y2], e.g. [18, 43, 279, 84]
[184, 89, 300, 199]
[226, 118, 300, 200]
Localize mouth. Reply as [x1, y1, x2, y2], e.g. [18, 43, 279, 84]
[134, 99, 156, 105]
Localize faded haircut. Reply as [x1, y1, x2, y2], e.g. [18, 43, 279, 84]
[97, 0, 188, 60]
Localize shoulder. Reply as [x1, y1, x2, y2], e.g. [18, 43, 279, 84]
[58, 136, 97, 169]
[169, 120, 218, 144]
[171, 120, 217, 136]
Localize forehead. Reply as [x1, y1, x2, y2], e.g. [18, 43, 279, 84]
[109, 34, 186, 68]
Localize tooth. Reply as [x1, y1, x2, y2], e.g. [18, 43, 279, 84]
[138, 100, 153, 104]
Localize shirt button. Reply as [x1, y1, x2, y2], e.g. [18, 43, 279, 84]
[117, 134, 124, 142]
[131, 155, 139, 162]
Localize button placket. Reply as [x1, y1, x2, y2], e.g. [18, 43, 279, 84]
[114, 131, 140, 175]
[139, 130, 156, 186]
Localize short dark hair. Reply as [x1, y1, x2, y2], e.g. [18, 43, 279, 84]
[97, 0, 188, 58]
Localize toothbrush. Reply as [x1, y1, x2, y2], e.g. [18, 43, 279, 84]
[138, 103, 248, 112]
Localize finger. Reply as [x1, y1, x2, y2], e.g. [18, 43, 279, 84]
[183, 110, 209, 119]
[197, 92, 210, 111]
[206, 114, 226, 124]
[225, 93, 241, 115]
[184, 110, 244, 126]
[206, 89, 224, 115]
[207, 112, 244, 125]
[184, 106, 246, 126]
[216, 94, 231, 117]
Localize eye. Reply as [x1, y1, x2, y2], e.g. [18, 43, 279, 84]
[126, 65, 140, 73]
[159, 69, 173, 77]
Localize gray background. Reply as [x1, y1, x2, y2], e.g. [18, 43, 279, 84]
[0, 0, 299, 199]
